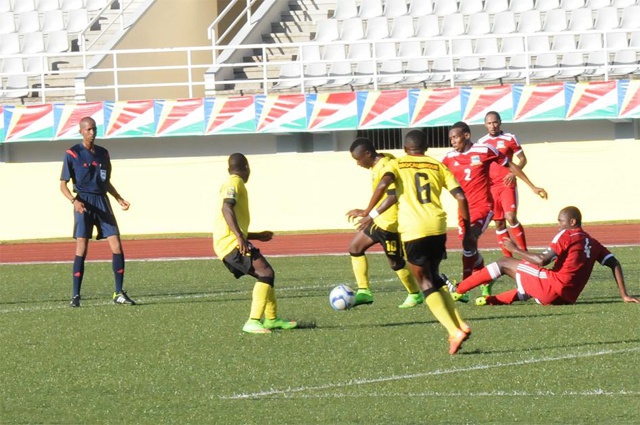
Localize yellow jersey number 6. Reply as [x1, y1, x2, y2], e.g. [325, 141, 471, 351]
[414, 172, 431, 204]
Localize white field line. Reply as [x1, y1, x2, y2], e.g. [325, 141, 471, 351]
[219, 346, 640, 400]
[0, 284, 324, 314]
[1, 243, 637, 266]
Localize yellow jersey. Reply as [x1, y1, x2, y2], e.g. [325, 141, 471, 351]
[371, 153, 399, 233]
[393, 154, 461, 241]
[213, 174, 250, 259]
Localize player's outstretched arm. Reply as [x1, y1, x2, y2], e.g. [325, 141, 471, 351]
[604, 257, 640, 303]
[357, 193, 397, 232]
[248, 231, 273, 242]
[507, 162, 547, 199]
[504, 239, 556, 266]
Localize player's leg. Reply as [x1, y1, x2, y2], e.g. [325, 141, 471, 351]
[381, 231, 423, 308]
[453, 257, 520, 297]
[99, 199, 134, 306]
[505, 187, 527, 250]
[251, 251, 297, 331]
[70, 207, 92, 307]
[492, 186, 513, 257]
[349, 228, 377, 306]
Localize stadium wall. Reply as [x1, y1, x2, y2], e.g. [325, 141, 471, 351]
[0, 134, 638, 241]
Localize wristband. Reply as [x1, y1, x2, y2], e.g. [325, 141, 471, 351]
[368, 209, 380, 219]
[70, 197, 77, 204]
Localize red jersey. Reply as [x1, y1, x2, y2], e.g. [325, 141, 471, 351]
[442, 144, 507, 213]
[477, 132, 523, 188]
[547, 227, 613, 304]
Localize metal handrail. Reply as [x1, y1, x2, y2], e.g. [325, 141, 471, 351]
[206, 0, 264, 64]
[78, 0, 131, 53]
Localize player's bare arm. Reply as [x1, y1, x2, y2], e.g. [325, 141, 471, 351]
[362, 173, 396, 217]
[357, 193, 397, 232]
[60, 180, 87, 213]
[504, 239, 556, 266]
[504, 151, 528, 186]
[248, 231, 274, 242]
[603, 256, 640, 303]
[106, 182, 130, 211]
[506, 161, 547, 199]
[451, 187, 473, 250]
[222, 201, 250, 255]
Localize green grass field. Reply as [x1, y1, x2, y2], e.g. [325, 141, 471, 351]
[1, 247, 639, 424]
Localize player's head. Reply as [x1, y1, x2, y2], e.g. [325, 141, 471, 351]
[228, 153, 250, 182]
[404, 130, 428, 154]
[558, 206, 582, 229]
[79, 117, 97, 144]
[484, 111, 502, 136]
[449, 121, 472, 152]
[350, 137, 377, 169]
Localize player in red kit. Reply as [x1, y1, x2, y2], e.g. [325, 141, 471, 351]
[442, 122, 547, 301]
[450, 206, 640, 306]
[477, 111, 528, 258]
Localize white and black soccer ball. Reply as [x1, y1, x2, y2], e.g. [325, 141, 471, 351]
[329, 284, 356, 311]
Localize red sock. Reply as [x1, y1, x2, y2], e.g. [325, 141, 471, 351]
[510, 223, 527, 251]
[496, 229, 512, 257]
[487, 288, 520, 305]
[457, 262, 501, 293]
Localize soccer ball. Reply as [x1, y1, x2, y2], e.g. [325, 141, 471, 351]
[329, 284, 356, 311]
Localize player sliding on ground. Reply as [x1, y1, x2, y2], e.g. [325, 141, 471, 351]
[450, 206, 640, 306]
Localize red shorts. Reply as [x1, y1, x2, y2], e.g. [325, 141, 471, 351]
[515, 262, 570, 305]
[490, 184, 518, 221]
[458, 206, 493, 240]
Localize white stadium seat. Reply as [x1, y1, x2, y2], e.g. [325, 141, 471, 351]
[17, 10, 41, 34]
[441, 13, 465, 36]
[593, 6, 620, 30]
[66, 8, 89, 33]
[364, 16, 390, 39]
[510, 0, 535, 12]
[0, 11, 16, 34]
[477, 37, 509, 81]
[415, 13, 441, 37]
[37, 0, 61, 12]
[21, 31, 45, 53]
[272, 62, 303, 90]
[312, 19, 339, 42]
[408, 0, 433, 16]
[390, 15, 415, 38]
[45, 29, 70, 52]
[492, 11, 517, 33]
[454, 39, 482, 81]
[560, 0, 586, 10]
[323, 43, 352, 88]
[61, 0, 85, 12]
[332, 0, 358, 20]
[302, 44, 329, 88]
[466, 12, 491, 34]
[0, 32, 20, 55]
[535, 0, 561, 11]
[42, 9, 65, 33]
[13, 0, 36, 13]
[567, 7, 594, 30]
[376, 41, 404, 85]
[85, 0, 109, 11]
[340, 17, 364, 40]
[358, 0, 384, 19]
[484, 0, 509, 13]
[459, 0, 484, 15]
[0, 0, 11, 12]
[620, 5, 640, 28]
[433, 0, 458, 16]
[584, 0, 611, 9]
[543, 8, 569, 31]
[384, 0, 408, 18]
[2, 75, 30, 99]
[399, 40, 430, 86]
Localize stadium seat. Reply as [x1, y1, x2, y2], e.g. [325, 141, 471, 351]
[17, 10, 41, 34]
[466, 12, 491, 34]
[42, 9, 65, 33]
[415, 13, 441, 37]
[584, 0, 611, 9]
[593, 6, 620, 29]
[399, 40, 430, 86]
[579, 32, 604, 74]
[340, 17, 364, 40]
[85, 0, 109, 11]
[529, 36, 559, 78]
[517, 10, 543, 33]
[323, 43, 352, 88]
[0, 0, 10, 12]
[560, 0, 586, 10]
[0, 32, 20, 55]
[25, 55, 47, 76]
[568, 7, 594, 30]
[384, 0, 408, 18]
[13, 0, 36, 13]
[424, 38, 450, 82]
[510, 0, 535, 12]
[2, 57, 25, 75]
[61, 0, 85, 12]
[491, 11, 517, 33]
[408, 0, 433, 16]
[358, 0, 384, 19]
[66, 8, 89, 33]
[501, 35, 527, 79]
[535, 0, 561, 11]
[453, 39, 482, 81]
[332, 0, 358, 20]
[272, 62, 302, 90]
[612, 0, 637, 7]
[21, 31, 45, 53]
[364, 16, 390, 39]
[441, 13, 465, 36]
[459, 0, 484, 15]
[302, 45, 329, 88]
[2, 75, 30, 99]
[376, 41, 404, 85]
[610, 33, 639, 75]
[390, 15, 415, 38]
[543, 8, 569, 31]
[0, 11, 16, 34]
[37, 0, 61, 12]
[620, 5, 640, 28]
[45, 29, 70, 52]
[433, 0, 458, 16]
[484, 0, 509, 13]
[476, 37, 509, 81]
[349, 42, 375, 87]
[312, 19, 340, 42]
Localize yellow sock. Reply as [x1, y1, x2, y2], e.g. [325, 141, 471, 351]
[350, 255, 370, 290]
[425, 291, 460, 337]
[438, 287, 464, 329]
[396, 266, 420, 294]
[249, 281, 270, 321]
[265, 286, 277, 321]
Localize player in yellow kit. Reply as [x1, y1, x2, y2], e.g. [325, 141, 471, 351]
[213, 153, 297, 334]
[346, 138, 424, 308]
[356, 130, 473, 354]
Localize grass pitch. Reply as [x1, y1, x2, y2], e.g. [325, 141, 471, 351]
[1, 247, 639, 424]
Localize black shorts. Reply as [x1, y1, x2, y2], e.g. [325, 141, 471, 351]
[222, 245, 263, 279]
[404, 234, 447, 266]
[364, 222, 404, 261]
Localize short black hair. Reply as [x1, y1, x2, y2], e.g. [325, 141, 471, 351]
[228, 152, 248, 171]
[350, 137, 375, 153]
[404, 129, 428, 151]
[451, 121, 471, 134]
[485, 111, 501, 121]
[561, 206, 582, 226]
